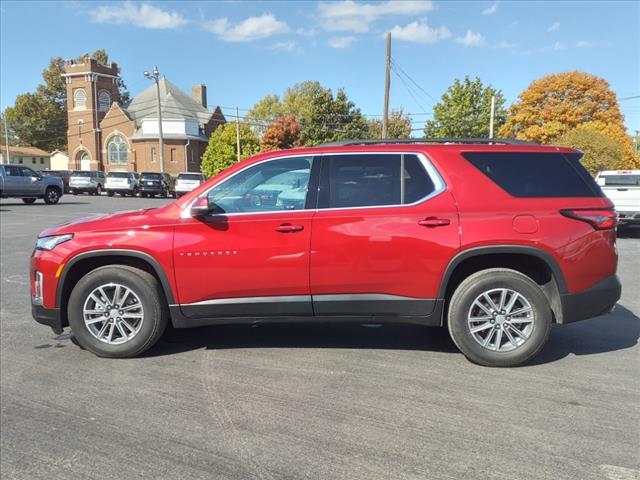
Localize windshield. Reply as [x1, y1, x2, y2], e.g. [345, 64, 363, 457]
[600, 174, 640, 186]
[108, 172, 130, 178]
[178, 174, 203, 181]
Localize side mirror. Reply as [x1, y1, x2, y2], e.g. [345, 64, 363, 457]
[190, 197, 213, 217]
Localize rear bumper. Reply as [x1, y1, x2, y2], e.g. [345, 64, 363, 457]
[32, 304, 63, 334]
[139, 185, 163, 193]
[617, 211, 640, 225]
[559, 275, 621, 324]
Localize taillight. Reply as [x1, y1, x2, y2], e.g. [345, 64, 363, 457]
[560, 208, 617, 230]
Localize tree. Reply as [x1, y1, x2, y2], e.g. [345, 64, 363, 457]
[368, 109, 412, 139]
[247, 81, 370, 146]
[201, 123, 260, 177]
[260, 115, 301, 152]
[423, 76, 506, 138]
[557, 128, 625, 176]
[5, 93, 66, 151]
[500, 71, 637, 167]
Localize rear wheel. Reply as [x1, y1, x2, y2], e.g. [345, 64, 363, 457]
[95, 184, 102, 196]
[43, 187, 61, 205]
[22, 198, 37, 204]
[67, 266, 168, 358]
[447, 268, 551, 367]
[71, 189, 78, 195]
[107, 190, 114, 197]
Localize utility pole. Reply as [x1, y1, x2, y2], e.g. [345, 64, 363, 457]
[489, 95, 496, 139]
[382, 32, 391, 139]
[236, 107, 241, 162]
[144, 66, 165, 173]
[3, 113, 10, 163]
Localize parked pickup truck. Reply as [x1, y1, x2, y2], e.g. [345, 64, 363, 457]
[595, 170, 640, 226]
[0, 164, 64, 204]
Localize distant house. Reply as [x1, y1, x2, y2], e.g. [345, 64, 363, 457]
[0, 145, 51, 170]
[62, 58, 226, 174]
[50, 150, 70, 170]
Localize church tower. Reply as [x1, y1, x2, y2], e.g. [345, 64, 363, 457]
[63, 58, 120, 170]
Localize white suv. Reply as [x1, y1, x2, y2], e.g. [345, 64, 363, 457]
[596, 170, 640, 227]
[175, 172, 206, 198]
[105, 172, 139, 197]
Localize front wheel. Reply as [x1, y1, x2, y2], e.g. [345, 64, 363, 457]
[447, 268, 551, 367]
[43, 187, 61, 205]
[22, 198, 37, 204]
[95, 185, 102, 196]
[107, 190, 114, 197]
[67, 266, 168, 358]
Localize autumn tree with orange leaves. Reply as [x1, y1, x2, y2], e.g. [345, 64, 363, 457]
[500, 71, 638, 168]
[260, 115, 302, 152]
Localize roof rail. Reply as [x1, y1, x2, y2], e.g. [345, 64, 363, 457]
[318, 138, 539, 147]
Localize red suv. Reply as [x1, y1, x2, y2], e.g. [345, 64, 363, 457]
[31, 139, 621, 367]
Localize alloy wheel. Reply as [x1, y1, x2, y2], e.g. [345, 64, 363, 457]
[82, 283, 144, 345]
[467, 288, 535, 352]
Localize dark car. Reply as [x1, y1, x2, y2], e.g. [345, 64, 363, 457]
[31, 138, 620, 366]
[138, 172, 175, 198]
[41, 170, 71, 193]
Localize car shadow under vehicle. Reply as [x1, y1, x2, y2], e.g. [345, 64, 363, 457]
[135, 303, 639, 365]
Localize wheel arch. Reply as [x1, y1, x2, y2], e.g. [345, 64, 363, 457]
[439, 245, 567, 324]
[56, 250, 175, 328]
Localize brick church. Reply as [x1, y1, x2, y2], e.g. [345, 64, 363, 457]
[63, 58, 225, 174]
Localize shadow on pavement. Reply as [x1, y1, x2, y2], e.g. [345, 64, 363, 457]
[142, 303, 639, 365]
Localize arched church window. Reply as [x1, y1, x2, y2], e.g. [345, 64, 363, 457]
[107, 135, 128, 165]
[98, 90, 111, 112]
[74, 89, 87, 110]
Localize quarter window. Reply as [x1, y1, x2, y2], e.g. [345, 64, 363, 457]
[323, 154, 436, 209]
[107, 135, 128, 165]
[207, 157, 313, 213]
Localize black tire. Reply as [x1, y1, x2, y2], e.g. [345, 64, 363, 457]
[95, 185, 102, 196]
[43, 186, 61, 205]
[447, 268, 552, 367]
[68, 266, 168, 358]
[107, 190, 114, 197]
[71, 189, 78, 195]
[22, 198, 37, 204]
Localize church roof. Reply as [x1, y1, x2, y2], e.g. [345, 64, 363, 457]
[126, 78, 213, 127]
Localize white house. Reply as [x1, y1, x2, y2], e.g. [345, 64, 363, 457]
[50, 150, 70, 170]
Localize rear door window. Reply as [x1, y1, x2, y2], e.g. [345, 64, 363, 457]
[599, 174, 640, 186]
[462, 152, 602, 198]
[320, 154, 436, 208]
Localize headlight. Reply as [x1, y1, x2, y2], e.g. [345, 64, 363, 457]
[36, 234, 74, 251]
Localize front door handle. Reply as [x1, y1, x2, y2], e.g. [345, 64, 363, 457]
[275, 223, 304, 233]
[419, 217, 451, 228]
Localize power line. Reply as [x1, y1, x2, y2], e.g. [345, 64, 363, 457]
[390, 58, 439, 103]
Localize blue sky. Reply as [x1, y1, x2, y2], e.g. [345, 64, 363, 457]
[1, 0, 638, 134]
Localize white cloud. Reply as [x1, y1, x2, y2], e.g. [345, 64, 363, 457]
[388, 19, 451, 44]
[482, 2, 498, 15]
[547, 21, 560, 32]
[328, 36, 357, 48]
[576, 40, 593, 48]
[494, 40, 517, 49]
[203, 13, 289, 42]
[270, 41, 303, 54]
[89, 1, 187, 29]
[456, 30, 484, 47]
[318, 0, 433, 33]
[552, 41, 566, 50]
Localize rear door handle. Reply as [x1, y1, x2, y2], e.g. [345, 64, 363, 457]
[275, 223, 304, 233]
[418, 217, 451, 228]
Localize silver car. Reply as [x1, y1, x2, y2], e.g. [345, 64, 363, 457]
[69, 171, 106, 195]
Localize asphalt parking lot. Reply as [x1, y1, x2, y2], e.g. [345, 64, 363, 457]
[0, 195, 638, 480]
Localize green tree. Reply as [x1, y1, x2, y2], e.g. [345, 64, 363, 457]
[368, 109, 412, 139]
[247, 81, 370, 146]
[424, 76, 506, 138]
[260, 115, 301, 152]
[201, 123, 260, 177]
[557, 128, 626, 176]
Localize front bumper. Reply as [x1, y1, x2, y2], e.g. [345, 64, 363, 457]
[32, 304, 63, 334]
[559, 275, 621, 324]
